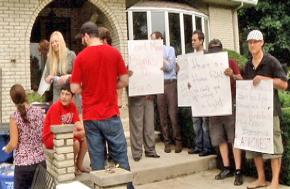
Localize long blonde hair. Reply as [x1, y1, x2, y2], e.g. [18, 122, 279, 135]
[47, 31, 68, 75]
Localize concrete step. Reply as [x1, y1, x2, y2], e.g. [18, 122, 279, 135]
[76, 142, 216, 187]
[129, 142, 216, 185]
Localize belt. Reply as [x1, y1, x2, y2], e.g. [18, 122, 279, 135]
[164, 79, 177, 84]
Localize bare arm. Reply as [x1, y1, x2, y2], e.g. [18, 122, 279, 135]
[4, 117, 19, 153]
[70, 83, 82, 94]
[253, 75, 288, 90]
[117, 74, 129, 89]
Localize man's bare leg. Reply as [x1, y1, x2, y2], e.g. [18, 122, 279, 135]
[268, 158, 281, 189]
[247, 156, 267, 188]
[76, 139, 90, 173]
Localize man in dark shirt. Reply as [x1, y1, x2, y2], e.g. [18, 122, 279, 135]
[243, 30, 287, 189]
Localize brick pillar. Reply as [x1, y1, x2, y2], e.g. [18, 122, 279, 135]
[46, 124, 75, 183]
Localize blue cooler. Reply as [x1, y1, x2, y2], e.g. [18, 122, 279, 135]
[0, 132, 13, 164]
[0, 163, 14, 189]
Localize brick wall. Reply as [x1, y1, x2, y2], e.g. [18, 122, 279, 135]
[0, 0, 127, 123]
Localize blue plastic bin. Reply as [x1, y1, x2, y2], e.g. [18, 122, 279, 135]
[0, 164, 14, 189]
[0, 132, 13, 164]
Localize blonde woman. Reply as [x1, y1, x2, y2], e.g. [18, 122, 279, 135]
[45, 31, 76, 102]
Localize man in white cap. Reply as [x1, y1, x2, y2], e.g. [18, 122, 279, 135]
[243, 30, 287, 189]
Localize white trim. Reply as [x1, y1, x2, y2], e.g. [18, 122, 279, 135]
[128, 11, 133, 40]
[201, 17, 206, 49]
[192, 14, 196, 31]
[165, 11, 170, 46]
[127, 6, 208, 18]
[147, 11, 152, 39]
[180, 13, 185, 54]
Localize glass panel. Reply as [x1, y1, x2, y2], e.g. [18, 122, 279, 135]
[151, 11, 166, 39]
[195, 16, 202, 31]
[184, 14, 193, 53]
[204, 18, 209, 49]
[169, 13, 181, 55]
[133, 12, 148, 40]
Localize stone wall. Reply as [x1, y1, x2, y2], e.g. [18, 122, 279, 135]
[0, 0, 127, 123]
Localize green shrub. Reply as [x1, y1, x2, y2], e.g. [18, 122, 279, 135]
[225, 49, 248, 71]
[27, 91, 45, 103]
[279, 91, 290, 108]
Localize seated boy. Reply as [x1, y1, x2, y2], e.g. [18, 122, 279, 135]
[43, 82, 89, 174]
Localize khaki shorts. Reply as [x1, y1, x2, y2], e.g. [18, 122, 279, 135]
[209, 114, 235, 147]
[246, 116, 284, 160]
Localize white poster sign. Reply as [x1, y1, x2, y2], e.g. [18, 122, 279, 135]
[128, 40, 164, 96]
[37, 65, 51, 96]
[189, 52, 232, 116]
[234, 80, 274, 154]
[177, 54, 194, 107]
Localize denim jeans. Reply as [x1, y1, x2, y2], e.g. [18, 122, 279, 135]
[84, 116, 130, 171]
[192, 117, 212, 152]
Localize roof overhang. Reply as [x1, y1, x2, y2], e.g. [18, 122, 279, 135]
[200, 0, 258, 7]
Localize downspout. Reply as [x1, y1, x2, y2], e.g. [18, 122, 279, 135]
[233, 1, 244, 53]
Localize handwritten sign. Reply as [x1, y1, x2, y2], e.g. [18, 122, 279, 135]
[234, 80, 274, 154]
[177, 54, 194, 107]
[128, 40, 164, 96]
[186, 52, 232, 116]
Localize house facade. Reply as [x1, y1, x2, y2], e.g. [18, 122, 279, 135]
[0, 0, 256, 123]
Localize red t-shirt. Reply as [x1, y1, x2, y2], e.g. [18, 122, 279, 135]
[43, 100, 80, 149]
[71, 44, 128, 120]
[229, 59, 241, 98]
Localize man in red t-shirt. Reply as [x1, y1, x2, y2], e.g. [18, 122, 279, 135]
[43, 83, 89, 174]
[71, 22, 132, 182]
[207, 39, 244, 186]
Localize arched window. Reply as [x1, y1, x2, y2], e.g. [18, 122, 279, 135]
[127, 2, 209, 55]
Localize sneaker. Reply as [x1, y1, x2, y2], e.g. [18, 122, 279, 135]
[234, 170, 243, 186]
[215, 168, 232, 180]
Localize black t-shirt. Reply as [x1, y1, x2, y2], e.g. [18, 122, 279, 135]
[243, 53, 287, 117]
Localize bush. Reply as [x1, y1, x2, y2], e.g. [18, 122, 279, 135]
[27, 91, 45, 104]
[225, 49, 248, 71]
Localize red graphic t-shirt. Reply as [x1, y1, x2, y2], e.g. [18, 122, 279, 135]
[43, 100, 79, 149]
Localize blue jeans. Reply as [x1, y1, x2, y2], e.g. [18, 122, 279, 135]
[192, 117, 212, 152]
[84, 116, 130, 171]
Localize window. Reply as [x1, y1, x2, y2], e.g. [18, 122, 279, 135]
[183, 14, 193, 53]
[169, 13, 181, 55]
[195, 17, 202, 31]
[133, 12, 147, 40]
[151, 11, 166, 39]
[128, 6, 208, 55]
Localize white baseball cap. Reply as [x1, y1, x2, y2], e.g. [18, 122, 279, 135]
[247, 30, 264, 41]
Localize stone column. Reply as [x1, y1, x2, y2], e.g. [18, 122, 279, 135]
[91, 168, 133, 189]
[45, 124, 75, 183]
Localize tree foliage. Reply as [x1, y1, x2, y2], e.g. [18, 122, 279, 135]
[238, 0, 290, 65]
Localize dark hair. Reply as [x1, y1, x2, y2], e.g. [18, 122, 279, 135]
[99, 27, 112, 45]
[80, 21, 99, 38]
[60, 80, 73, 95]
[208, 39, 223, 53]
[151, 31, 163, 39]
[192, 30, 204, 44]
[10, 84, 29, 123]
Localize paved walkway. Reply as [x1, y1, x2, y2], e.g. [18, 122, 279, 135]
[137, 169, 290, 189]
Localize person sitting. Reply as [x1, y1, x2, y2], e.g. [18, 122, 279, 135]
[42, 82, 89, 174]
